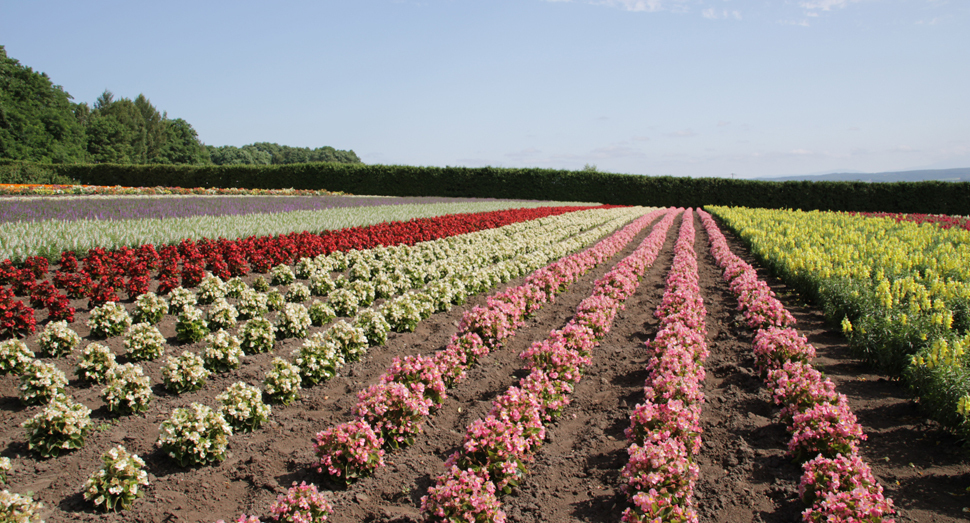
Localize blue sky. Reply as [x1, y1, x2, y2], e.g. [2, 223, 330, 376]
[1, 0, 967, 178]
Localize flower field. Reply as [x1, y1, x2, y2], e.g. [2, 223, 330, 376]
[0, 195, 968, 523]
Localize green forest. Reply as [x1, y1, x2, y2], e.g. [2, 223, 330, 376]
[0, 46, 361, 166]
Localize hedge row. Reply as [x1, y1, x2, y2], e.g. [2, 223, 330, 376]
[3, 160, 969, 214]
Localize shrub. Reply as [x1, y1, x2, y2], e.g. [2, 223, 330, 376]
[102, 363, 153, 415]
[22, 393, 91, 457]
[309, 272, 336, 296]
[354, 381, 432, 449]
[82, 445, 149, 512]
[132, 292, 169, 324]
[38, 320, 81, 357]
[161, 351, 210, 394]
[263, 357, 302, 405]
[19, 359, 68, 405]
[0, 339, 34, 375]
[157, 403, 232, 467]
[75, 342, 117, 384]
[218, 381, 271, 433]
[123, 322, 166, 361]
[203, 330, 244, 373]
[88, 301, 132, 338]
[240, 317, 276, 354]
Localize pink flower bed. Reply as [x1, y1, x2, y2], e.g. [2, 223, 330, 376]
[620, 208, 706, 523]
[697, 209, 895, 522]
[421, 207, 681, 521]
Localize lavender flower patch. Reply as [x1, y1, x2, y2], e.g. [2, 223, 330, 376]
[0, 195, 518, 224]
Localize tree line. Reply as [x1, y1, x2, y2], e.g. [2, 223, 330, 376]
[0, 46, 361, 166]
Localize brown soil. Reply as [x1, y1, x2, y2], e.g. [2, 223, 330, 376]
[1, 211, 967, 522]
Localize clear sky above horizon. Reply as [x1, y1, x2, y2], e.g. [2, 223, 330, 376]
[2, 0, 967, 178]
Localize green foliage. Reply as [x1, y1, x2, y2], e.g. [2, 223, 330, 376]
[0, 46, 87, 163]
[24, 162, 970, 215]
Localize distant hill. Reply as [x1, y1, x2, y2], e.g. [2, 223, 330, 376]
[757, 167, 970, 183]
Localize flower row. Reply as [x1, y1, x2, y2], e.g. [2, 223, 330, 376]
[620, 208, 708, 523]
[0, 204, 602, 338]
[706, 205, 970, 438]
[698, 209, 895, 522]
[212, 208, 663, 522]
[420, 207, 679, 522]
[311, 208, 665, 480]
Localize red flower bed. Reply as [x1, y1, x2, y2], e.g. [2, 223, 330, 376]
[0, 205, 609, 339]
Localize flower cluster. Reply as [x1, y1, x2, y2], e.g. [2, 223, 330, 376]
[269, 481, 334, 523]
[0, 457, 9, 484]
[157, 403, 232, 467]
[88, 301, 132, 338]
[176, 305, 210, 343]
[276, 303, 311, 339]
[218, 381, 271, 433]
[313, 419, 385, 484]
[75, 342, 117, 383]
[124, 322, 166, 361]
[0, 339, 34, 375]
[82, 445, 149, 512]
[263, 357, 302, 405]
[285, 282, 311, 304]
[240, 317, 276, 354]
[322, 320, 368, 362]
[168, 286, 197, 314]
[293, 333, 344, 386]
[132, 291, 169, 324]
[354, 308, 390, 347]
[270, 264, 296, 286]
[0, 490, 43, 522]
[308, 300, 335, 327]
[422, 467, 507, 523]
[197, 273, 227, 304]
[102, 363, 153, 415]
[206, 298, 239, 331]
[22, 393, 91, 457]
[236, 288, 268, 319]
[38, 320, 81, 357]
[698, 208, 894, 521]
[161, 350, 210, 393]
[203, 330, 244, 373]
[354, 381, 433, 449]
[19, 359, 68, 405]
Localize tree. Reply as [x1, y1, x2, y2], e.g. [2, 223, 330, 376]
[156, 118, 209, 165]
[0, 45, 87, 163]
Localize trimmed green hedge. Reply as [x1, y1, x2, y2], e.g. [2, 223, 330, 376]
[3, 160, 969, 214]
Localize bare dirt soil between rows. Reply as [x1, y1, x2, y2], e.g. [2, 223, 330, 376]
[1, 211, 968, 522]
